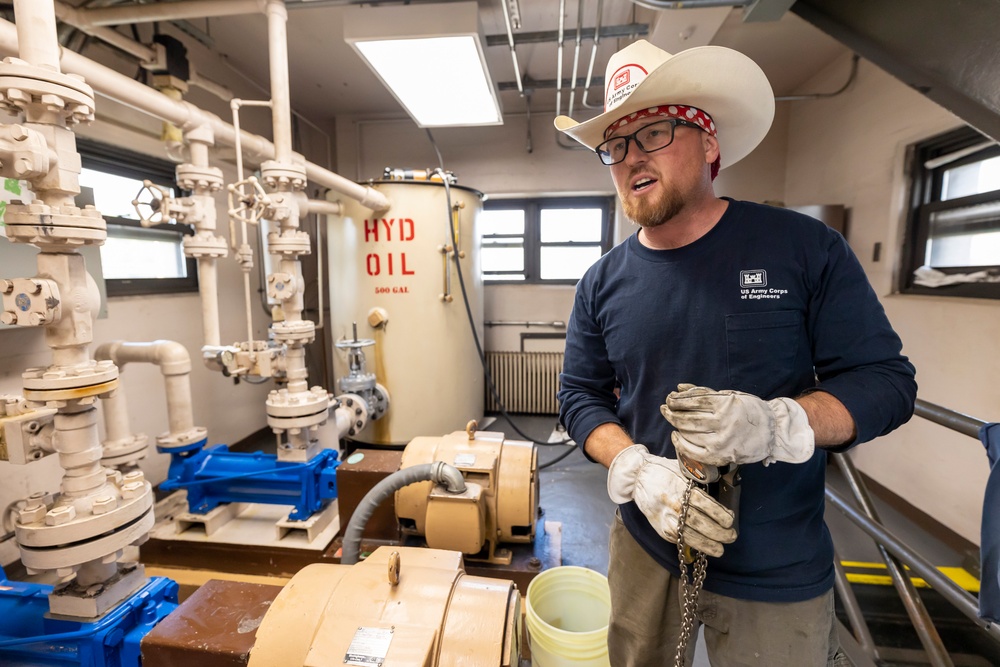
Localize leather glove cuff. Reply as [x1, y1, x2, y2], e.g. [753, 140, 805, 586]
[766, 397, 816, 465]
[607, 444, 649, 504]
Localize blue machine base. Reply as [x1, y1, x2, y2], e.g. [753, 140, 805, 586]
[160, 442, 340, 521]
[0, 566, 178, 667]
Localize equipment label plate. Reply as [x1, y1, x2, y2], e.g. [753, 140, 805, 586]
[454, 453, 476, 467]
[344, 626, 393, 665]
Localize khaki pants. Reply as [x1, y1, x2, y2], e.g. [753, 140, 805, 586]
[608, 512, 848, 667]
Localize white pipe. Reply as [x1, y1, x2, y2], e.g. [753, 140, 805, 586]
[53, 3, 157, 62]
[14, 0, 61, 71]
[76, 0, 266, 27]
[95, 340, 197, 438]
[198, 257, 222, 345]
[265, 0, 293, 164]
[303, 199, 342, 216]
[0, 19, 391, 212]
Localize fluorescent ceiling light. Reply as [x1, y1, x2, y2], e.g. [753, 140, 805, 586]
[345, 2, 502, 128]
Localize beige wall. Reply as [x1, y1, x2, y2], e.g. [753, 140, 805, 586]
[784, 52, 994, 546]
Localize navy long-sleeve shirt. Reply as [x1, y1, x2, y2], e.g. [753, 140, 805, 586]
[558, 198, 917, 602]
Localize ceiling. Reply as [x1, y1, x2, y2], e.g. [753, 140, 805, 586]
[59, 1, 849, 130]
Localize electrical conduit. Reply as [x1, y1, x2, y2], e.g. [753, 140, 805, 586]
[341, 462, 465, 565]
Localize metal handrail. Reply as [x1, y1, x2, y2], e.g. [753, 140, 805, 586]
[828, 398, 996, 666]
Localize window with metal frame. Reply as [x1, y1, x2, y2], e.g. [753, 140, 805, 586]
[481, 196, 614, 284]
[901, 126, 1000, 298]
[76, 138, 198, 297]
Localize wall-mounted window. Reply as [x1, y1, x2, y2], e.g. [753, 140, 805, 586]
[901, 126, 1000, 298]
[77, 139, 197, 297]
[481, 196, 614, 284]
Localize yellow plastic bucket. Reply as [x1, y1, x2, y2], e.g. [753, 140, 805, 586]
[525, 566, 611, 667]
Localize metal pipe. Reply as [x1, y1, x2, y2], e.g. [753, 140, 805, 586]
[833, 551, 879, 662]
[630, 0, 747, 9]
[914, 398, 988, 439]
[832, 454, 958, 666]
[499, 0, 523, 96]
[826, 485, 1000, 642]
[264, 0, 293, 164]
[15, 0, 61, 71]
[53, 2, 158, 62]
[73, 0, 266, 27]
[341, 462, 466, 565]
[556, 0, 565, 117]
[303, 199, 342, 216]
[0, 18, 390, 212]
[580, 0, 604, 110]
[567, 0, 584, 118]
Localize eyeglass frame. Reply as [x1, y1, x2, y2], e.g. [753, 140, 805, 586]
[594, 118, 705, 166]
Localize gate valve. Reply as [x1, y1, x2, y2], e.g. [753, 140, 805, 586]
[131, 180, 177, 227]
[227, 175, 270, 226]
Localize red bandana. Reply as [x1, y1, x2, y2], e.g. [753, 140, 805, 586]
[605, 105, 721, 179]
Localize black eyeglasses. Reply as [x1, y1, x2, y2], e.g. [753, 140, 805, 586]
[594, 118, 703, 166]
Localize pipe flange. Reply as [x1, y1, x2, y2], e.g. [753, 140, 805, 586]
[271, 319, 316, 343]
[155, 426, 208, 452]
[266, 229, 311, 256]
[18, 505, 154, 571]
[337, 392, 371, 437]
[22, 360, 118, 391]
[0, 58, 96, 124]
[183, 233, 229, 259]
[175, 164, 224, 192]
[15, 478, 152, 549]
[260, 160, 307, 191]
[370, 383, 390, 421]
[101, 432, 150, 467]
[266, 386, 329, 418]
[4, 203, 106, 247]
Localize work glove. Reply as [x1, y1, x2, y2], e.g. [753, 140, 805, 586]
[607, 444, 736, 557]
[660, 384, 815, 467]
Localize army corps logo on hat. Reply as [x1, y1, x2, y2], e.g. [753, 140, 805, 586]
[607, 64, 647, 110]
[554, 39, 775, 171]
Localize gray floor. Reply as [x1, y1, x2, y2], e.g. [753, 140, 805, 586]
[486, 412, 979, 667]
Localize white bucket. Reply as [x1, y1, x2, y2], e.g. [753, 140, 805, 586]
[525, 566, 611, 667]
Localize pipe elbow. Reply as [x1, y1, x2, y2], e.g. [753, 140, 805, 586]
[151, 340, 192, 375]
[431, 461, 466, 494]
[361, 187, 391, 214]
[94, 340, 122, 365]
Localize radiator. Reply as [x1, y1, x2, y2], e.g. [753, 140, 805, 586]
[485, 351, 564, 415]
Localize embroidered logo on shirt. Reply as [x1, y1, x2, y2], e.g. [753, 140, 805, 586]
[740, 270, 766, 287]
[740, 269, 788, 300]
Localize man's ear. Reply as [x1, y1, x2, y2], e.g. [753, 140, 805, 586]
[702, 133, 721, 165]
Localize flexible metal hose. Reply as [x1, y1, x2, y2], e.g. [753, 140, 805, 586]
[340, 461, 466, 565]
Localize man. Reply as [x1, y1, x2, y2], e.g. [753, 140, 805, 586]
[555, 40, 917, 666]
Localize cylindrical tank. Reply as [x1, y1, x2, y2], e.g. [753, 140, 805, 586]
[329, 179, 484, 445]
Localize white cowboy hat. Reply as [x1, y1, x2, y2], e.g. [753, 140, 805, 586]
[554, 39, 775, 169]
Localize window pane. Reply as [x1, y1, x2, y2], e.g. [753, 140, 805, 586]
[484, 274, 525, 282]
[926, 231, 1000, 268]
[941, 155, 1000, 201]
[540, 245, 602, 280]
[79, 168, 173, 220]
[482, 246, 524, 274]
[540, 208, 603, 243]
[481, 209, 525, 236]
[100, 227, 187, 279]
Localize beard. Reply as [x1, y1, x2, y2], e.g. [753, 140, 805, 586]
[620, 180, 685, 228]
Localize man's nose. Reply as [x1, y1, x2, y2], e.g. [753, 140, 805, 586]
[622, 139, 647, 166]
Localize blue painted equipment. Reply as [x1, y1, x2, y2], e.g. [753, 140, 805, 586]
[0, 565, 178, 667]
[160, 442, 341, 521]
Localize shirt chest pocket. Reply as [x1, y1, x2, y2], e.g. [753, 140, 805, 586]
[725, 310, 804, 398]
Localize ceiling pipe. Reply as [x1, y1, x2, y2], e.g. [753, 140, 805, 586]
[580, 0, 604, 110]
[52, 3, 157, 62]
[69, 0, 267, 27]
[0, 18, 389, 212]
[498, 0, 523, 96]
[630, 0, 748, 9]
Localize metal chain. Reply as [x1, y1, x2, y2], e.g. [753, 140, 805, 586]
[674, 478, 709, 667]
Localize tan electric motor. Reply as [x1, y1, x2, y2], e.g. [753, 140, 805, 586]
[248, 546, 521, 667]
[395, 424, 538, 564]
[329, 179, 485, 446]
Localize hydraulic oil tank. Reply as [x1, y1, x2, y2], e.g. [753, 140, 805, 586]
[329, 179, 485, 446]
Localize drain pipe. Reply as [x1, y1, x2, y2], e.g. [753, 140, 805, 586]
[341, 462, 466, 565]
